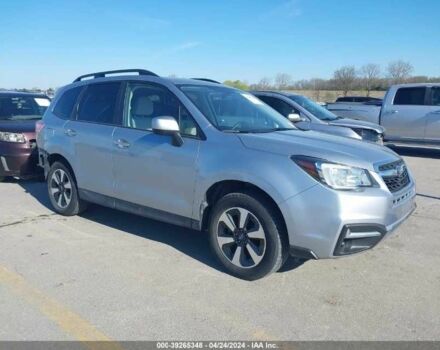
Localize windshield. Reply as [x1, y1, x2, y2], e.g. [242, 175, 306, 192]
[179, 85, 295, 133]
[0, 96, 50, 121]
[290, 95, 339, 121]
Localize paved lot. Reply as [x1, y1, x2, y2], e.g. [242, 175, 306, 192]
[0, 147, 439, 341]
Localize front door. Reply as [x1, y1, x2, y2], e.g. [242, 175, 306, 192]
[381, 86, 429, 141]
[112, 82, 201, 224]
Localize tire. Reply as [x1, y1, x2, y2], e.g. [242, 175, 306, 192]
[47, 161, 87, 216]
[208, 191, 288, 280]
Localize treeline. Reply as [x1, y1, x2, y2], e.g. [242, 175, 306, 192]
[225, 60, 440, 97]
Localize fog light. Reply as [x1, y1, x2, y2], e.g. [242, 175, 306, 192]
[334, 225, 386, 256]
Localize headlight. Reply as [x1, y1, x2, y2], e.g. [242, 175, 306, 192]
[292, 155, 375, 190]
[0, 131, 26, 143]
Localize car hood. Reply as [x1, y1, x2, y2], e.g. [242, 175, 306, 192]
[329, 118, 384, 133]
[0, 119, 38, 134]
[238, 130, 399, 171]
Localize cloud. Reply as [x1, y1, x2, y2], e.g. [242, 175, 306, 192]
[104, 10, 171, 31]
[262, 0, 302, 19]
[152, 41, 202, 60]
[173, 42, 202, 51]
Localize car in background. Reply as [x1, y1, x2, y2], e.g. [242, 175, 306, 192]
[327, 84, 440, 148]
[38, 69, 415, 280]
[0, 91, 51, 181]
[251, 91, 385, 144]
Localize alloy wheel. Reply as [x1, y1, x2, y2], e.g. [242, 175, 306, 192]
[216, 207, 266, 268]
[49, 169, 72, 209]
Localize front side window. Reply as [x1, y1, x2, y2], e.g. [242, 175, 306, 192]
[0, 95, 50, 121]
[431, 87, 440, 106]
[393, 87, 426, 105]
[123, 82, 199, 137]
[77, 83, 121, 124]
[179, 85, 294, 133]
[53, 86, 82, 120]
[290, 95, 339, 121]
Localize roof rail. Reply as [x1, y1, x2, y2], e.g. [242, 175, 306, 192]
[73, 69, 159, 82]
[191, 78, 221, 84]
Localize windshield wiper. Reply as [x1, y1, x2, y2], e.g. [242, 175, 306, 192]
[223, 127, 295, 134]
[222, 129, 251, 134]
[254, 127, 295, 133]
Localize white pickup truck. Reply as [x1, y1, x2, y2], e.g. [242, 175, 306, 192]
[327, 83, 440, 148]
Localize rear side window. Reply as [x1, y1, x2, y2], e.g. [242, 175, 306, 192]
[430, 87, 440, 106]
[393, 87, 426, 105]
[77, 83, 121, 124]
[53, 87, 82, 119]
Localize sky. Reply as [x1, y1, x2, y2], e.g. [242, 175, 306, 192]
[1, 0, 439, 89]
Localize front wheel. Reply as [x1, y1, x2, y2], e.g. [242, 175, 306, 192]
[47, 162, 87, 216]
[208, 191, 288, 280]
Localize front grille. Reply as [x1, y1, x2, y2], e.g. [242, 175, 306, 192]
[379, 160, 410, 193]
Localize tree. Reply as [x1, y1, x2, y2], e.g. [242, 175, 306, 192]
[274, 73, 292, 90]
[360, 64, 381, 96]
[223, 80, 249, 90]
[255, 77, 272, 90]
[333, 66, 357, 96]
[387, 60, 413, 84]
[310, 78, 326, 101]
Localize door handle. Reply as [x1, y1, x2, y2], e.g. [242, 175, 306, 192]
[433, 110, 440, 114]
[114, 139, 131, 149]
[390, 110, 399, 114]
[64, 128, 77, 137]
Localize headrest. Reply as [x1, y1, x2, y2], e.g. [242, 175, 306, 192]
[132, 96, 153, 116]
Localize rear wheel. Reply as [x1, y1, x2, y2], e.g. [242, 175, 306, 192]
[47, 162, 87, 216]
[209, 191, 288, 280]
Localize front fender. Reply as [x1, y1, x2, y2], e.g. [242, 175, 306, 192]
[192, 137, 317, 222]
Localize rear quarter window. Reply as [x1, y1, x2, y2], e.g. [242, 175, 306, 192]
[53, 86, 83, 119]
[393, 87, 426, 106]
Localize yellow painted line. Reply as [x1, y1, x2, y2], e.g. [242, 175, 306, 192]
[0, 265, 123, 350]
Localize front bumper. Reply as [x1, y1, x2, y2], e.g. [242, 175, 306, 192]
[280, 179, 416, 259]
[0, 142, 41, 178]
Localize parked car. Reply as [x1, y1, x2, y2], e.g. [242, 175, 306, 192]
[37, 69, 416, 280]
[252, 91, 384, 144]
[0, 91, 51, 181]
[327, 84, 440, 148]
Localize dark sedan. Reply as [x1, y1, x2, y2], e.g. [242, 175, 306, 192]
[0, 91, 51, 181]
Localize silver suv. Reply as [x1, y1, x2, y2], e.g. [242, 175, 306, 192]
[37, 69, 416, 280]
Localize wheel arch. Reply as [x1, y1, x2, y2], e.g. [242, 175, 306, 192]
[47, 153, 77, 183]
[200, 180, 287, 238]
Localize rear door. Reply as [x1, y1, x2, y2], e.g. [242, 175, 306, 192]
[381, 86, 429, 141]
[424, 86, 440, 142]
[67, 82, 122, 197]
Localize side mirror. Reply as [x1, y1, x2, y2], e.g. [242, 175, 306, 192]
[287, 113, 302, 122]
[152, 116, 183, 147]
